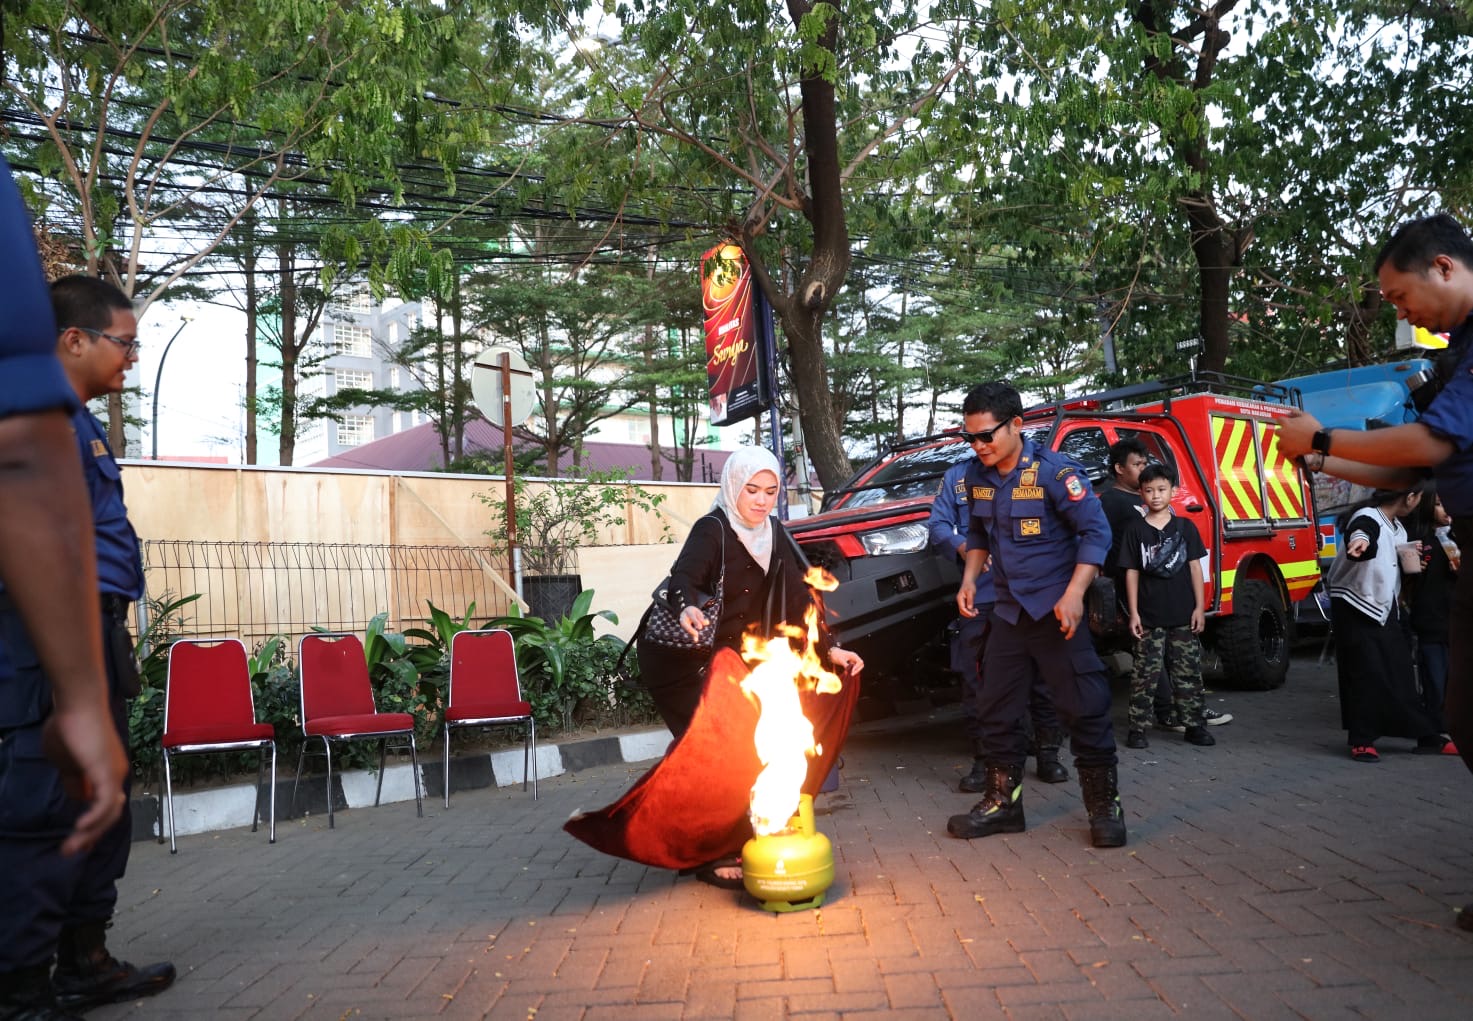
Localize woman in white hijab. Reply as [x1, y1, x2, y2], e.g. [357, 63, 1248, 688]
[637, 445, 863, 740]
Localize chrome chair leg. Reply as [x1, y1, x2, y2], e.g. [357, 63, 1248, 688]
[163, 749, 178, 854]
[408, 734, 423, 817]
[323, 737, 336, 829]
[291, 742, 309, 821]
[442, 725, 452, 809]
[266, 742, 277, 844]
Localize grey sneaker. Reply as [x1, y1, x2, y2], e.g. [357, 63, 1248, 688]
[1204, 707, 1232, 726]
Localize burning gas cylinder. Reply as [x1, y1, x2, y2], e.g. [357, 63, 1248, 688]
[741, 793, 833, 912]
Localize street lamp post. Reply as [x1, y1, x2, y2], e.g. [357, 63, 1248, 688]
[151, 316, 192, 460]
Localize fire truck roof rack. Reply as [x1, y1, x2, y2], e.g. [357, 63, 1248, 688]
[1025, 372, 1303, 423]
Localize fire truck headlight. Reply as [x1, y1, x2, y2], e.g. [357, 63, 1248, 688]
[859, 523, 931, 556]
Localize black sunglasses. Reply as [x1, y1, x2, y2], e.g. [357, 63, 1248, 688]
[960, 421, 1011, 445]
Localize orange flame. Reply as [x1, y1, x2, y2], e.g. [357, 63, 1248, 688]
[804, 566, 839, 592]
[740, 600, 843, 836]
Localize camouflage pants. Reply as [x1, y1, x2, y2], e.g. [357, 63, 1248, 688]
[1130, 626, 1204, 730]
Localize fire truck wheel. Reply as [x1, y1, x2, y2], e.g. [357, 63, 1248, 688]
[1215, 579, 1289, 690]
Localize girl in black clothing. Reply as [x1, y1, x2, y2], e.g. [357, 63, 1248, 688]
[1328, 487, 1451, 761]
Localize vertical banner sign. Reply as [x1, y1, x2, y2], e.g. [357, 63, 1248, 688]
[701, 241, 771, 426]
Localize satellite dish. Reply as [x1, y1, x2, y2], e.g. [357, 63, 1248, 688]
[470, 346, 535, 425]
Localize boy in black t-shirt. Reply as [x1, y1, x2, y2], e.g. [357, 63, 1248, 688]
[1117, 464, 1214, 749]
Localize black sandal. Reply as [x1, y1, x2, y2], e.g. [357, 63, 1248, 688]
[691, 856, 744, 890]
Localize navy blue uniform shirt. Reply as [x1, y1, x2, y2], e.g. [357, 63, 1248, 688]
[1419, 314, 1473, 517]
[928, 459, 996, 604]
[0, 157, 76, 419]
[965, 439, 1110, 624]
[73, 409, 143, 600]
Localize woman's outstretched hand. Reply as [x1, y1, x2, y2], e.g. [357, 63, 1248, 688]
[830, 647, 863, 677]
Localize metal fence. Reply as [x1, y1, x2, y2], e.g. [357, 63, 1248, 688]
[139, 541, 515, 649]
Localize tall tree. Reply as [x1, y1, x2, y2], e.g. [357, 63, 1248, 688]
[573, 2, 979, 489]
[1, 0, 565, 451]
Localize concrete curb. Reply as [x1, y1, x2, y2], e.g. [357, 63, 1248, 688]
[131, 725, 675, 843]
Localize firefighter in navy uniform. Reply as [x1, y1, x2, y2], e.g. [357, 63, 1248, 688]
[928, 458, 1069, 790]
[0, 276, 176, 1021]
[945, 382, 1127, 848]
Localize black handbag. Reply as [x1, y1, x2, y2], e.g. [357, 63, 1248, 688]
[613, 515, 727, 683]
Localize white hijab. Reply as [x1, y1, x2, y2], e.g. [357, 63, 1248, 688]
[714, 446, 782, 573]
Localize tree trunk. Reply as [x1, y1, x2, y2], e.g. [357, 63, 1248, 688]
[1345, 288, 1381, 366]
[451, 270, 466, 461]
[244, 211, 259, 465]
[1185, 194, 1235, 374]
[739, 0, 852, 491]
[278, 239, 298, 467]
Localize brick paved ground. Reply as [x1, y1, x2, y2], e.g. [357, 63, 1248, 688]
[95, 653, 1473, 1020]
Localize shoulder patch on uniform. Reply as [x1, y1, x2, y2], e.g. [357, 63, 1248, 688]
[1056, 467, 1072, 480]
[1064, 474, 1086, 501]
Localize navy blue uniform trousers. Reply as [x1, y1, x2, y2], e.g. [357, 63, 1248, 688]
[979, 609, 1118, 770]
[955, 606, 1060, 744]
[0, 604, 132, 971]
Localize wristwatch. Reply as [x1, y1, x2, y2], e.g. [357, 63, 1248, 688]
[1311, 429, 1333, 456]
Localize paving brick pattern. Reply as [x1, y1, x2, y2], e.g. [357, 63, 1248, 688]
[95, 654, 1473, 1019]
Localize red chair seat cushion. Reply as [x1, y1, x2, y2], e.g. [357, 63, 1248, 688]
[305, 712, 415, 737]
[163, 722, 275, 749]
[445, 701, 532, 724]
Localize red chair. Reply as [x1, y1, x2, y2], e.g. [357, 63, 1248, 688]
[161, 638, 276, 854]
[443, 628, 536, 807]
[291, 632, 423, 828]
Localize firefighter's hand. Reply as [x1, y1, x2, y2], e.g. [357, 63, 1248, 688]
[680, 605, 709, 639]
[957, 579, 978, 618]
[1275, 408, 1322, 459]
[1190, 608, 1205, 634]
[42, 704, 128, 857]
[1054, 590, 1085, 639]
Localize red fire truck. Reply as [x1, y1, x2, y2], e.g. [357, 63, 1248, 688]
[788, 374, 1321, 692]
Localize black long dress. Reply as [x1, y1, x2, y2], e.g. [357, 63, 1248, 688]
[1330, 513, 1441, 746]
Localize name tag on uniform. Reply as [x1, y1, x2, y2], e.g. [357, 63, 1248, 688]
[90, 439, 108, 457]
[1014, 485, 1044, 500]
[972, 486, 994, 501]
[1020, 518, 1042, 536]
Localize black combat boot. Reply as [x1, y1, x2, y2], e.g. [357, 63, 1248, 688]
[1078, 764, 1127, 848]
[958, 756, 989, 793]
[947, 764, 1025, 839]
[51, 921, 175, 1012]
[1033, 727, 1070, 784]
[0, 964, 84, 1021]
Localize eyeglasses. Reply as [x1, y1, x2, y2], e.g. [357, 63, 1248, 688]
[78, 327, 141, 358]
[961, 421, 1011, 445]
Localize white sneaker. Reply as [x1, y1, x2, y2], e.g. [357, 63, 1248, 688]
[1204, 707, 1232, 726]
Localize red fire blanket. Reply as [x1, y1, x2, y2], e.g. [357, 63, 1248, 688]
[563, 646, 860, 870]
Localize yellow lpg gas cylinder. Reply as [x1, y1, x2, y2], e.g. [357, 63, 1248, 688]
[741, 794, 834, 912]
